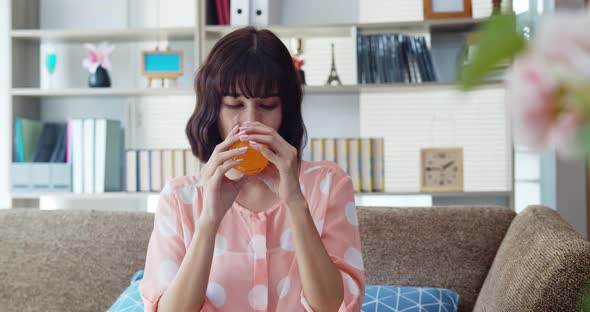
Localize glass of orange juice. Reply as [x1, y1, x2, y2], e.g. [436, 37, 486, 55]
[230, 141, 269, 175]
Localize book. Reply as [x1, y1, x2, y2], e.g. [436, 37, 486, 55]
[126, 150, 138, 192]
[162, 150, 174, 186]
[185, 150, 201, 178]
[70, 119, 84, 193]
[49, 124, 68, 163]
[335, 138, 349, 174]
[348, 138, 361, 193]
[311, 138, 324, 162]
[83, 118, 95, 193]
[95, 119, 123, 193]
[371, 138, 385, 192]
[324, 139, 336, 162]
[150, 150, 163, 192]
[14, 118, 43, 162]
[139, 150, 151, 192]
[173, 149, 185, 178]
[359, 138, 373, 192]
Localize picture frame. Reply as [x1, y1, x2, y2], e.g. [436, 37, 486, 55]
[141, 49, 184, 88]
[423, 0, 472, 20]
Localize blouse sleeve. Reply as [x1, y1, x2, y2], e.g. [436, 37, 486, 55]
[301, 170, 366, 312]
[138, 183, 215, 312]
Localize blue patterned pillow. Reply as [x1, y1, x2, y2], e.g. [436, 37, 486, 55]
[362, 285, 460, 312]
[107, 270, 144, 312]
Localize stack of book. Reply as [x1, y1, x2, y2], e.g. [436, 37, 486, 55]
[126, 149, 202, 193]
[357, 34, 437, 84]
[310, 138, 385, 193]
[12, 118, 123, 194]
[68, 119, 124, 193]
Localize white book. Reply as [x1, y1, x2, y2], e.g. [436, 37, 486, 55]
[162, 150, 174, 186]
[70, 119, 84, 193]
[139, 150, 151, 192]
[173, 149, 185, 178]
[371, 138, 385, 192]
[184, 149, 201, 178]
[360, 138, 373, 192]
[83, 118, 95, 193]
[150, 150, 162, 192]
[311, 138, 324, 162]
[348, 138, 361, 193]
[324, 138, 336, 162]
[230, 0, 250, 25]
[94, 119, 107, 194]
[335, 138, 349, 175]
[126, 150, 137, 193]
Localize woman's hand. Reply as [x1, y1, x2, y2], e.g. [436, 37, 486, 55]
[200, 125, 251, 226]
[237, 121, 304, 206]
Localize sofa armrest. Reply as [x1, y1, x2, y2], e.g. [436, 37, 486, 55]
[473, 205, 590, 312]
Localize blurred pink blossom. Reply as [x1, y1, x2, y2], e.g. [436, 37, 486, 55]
[506, 12, 590, 158]
[82, 42, 114, 74]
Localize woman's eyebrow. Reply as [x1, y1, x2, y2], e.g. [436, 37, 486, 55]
[226, 93, 280, 99]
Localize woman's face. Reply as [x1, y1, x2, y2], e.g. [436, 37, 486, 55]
[219, 92, 282, 139]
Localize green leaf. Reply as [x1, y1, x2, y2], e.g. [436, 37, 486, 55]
[577, 122, 590, 155]
[459, 13, 527, 90]
[581, 284, 590, 312]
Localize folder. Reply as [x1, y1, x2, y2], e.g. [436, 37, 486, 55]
[230, 0, 250, 25]
[250, 0, 281, 25]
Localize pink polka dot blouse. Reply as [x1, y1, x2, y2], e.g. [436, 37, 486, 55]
[139, 160, 366, 311]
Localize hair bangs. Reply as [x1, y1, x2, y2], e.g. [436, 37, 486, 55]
[217, 51, 283, 99]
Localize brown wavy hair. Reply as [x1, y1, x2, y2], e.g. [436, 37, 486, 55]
[185, 26, 306, 163]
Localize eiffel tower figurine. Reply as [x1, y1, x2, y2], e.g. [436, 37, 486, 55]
[325, 43, 342, 86]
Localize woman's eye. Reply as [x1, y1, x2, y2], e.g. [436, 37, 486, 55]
[260, 104, 278, 110]
[225, 104, 243, 109]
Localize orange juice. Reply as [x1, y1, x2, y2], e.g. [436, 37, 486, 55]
[230, 141, 269, 175]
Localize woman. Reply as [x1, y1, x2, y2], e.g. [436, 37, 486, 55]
[139, 26, 365, 312]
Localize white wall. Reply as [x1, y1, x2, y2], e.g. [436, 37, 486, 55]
[0, 0, 11, 209]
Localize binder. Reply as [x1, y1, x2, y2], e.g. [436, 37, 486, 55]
[348, 138, 361, 193]
[151, 150, 163, 192]
[230, 0, 250, 25]
[371, 138, 385, 192]
[250, 0, 282, 26]
[126, 150, 138, 193]
[139, 150, 151, 192]
[311, 138, 324, 162]
[83, 118, 95, 193]
[335, 138, 349, 174]
[359, 138, 373, 192]
[324, 139, 336, 163]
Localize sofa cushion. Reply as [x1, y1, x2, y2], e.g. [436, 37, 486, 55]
[0, 209, 154, 312]
[107, 271, 144, 312]
[363, 285, 460, 312]
[357, 206, 516, 312]
[473, 205, 590, 311]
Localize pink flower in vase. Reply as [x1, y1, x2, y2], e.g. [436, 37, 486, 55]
[82, 42, 114, 74]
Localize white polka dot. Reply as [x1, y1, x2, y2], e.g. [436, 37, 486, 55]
[178, 185, 196, 204]
[300, 295, 312, 310]
[344, 273, 360, 296]
[182, 224, 191, 249]
[344, 247, 364, 270]
[158, 260, 179, 290]
[161, 182, 172, 194]
[195, 180, 204, 187]
[280, 229, 294, 251]
[206, 283, 226, 308]
[304, 165, 321, 174]
[248, 235, 267, 259]
[277, 276, 291, 299]
[300, 181, 305, 194]
[320, 172, 333, 195]
[315, 219, 324, 235]
[248, 285, 268, 310]
[214, 234, 228, 257]
[158, 215, 177, 237]
[345, 201, 358, 226]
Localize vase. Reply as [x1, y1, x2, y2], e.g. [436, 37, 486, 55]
[88, 65, 111, 88]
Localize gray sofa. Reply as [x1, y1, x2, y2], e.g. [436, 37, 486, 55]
[0, 205, 588, 312]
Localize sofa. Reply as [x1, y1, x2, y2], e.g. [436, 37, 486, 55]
[0, 205, 588, 312]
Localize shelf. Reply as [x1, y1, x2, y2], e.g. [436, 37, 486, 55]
[205, 18, 486, 38]
[11, 191, 511, 200]
[11, 27, 196, 43]
[11, 81, 503, 98]
[11, 88, 194, 97]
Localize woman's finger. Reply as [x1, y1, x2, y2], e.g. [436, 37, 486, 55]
[249, 140, 280, 165]
[210, 146, 249, 168]
[213, 158, 244, 180]
[214, 124, 242, 153]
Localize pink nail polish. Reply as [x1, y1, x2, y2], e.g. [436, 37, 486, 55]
[239, 135, 248, 141]
[237, 130, 246, 136]
[249, 141, 258, 146]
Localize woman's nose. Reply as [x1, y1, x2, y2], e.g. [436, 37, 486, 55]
[239, 108, 258, 124]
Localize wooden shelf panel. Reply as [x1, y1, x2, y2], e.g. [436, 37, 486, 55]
[11, 88, 194, 97]
[11, 27, 196, 43]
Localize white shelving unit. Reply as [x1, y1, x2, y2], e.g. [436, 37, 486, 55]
[3, 0, 514, 211]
